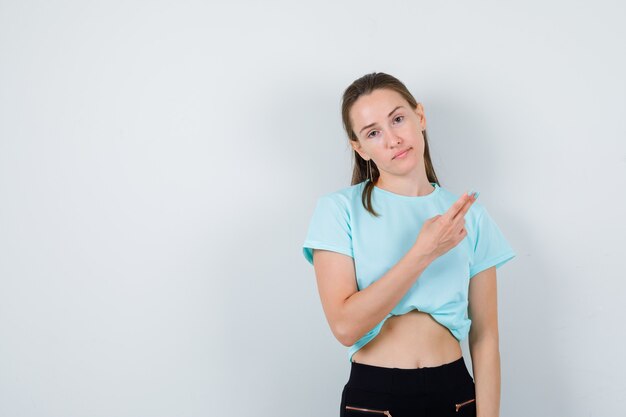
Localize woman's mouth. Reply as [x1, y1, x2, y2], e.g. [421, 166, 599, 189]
[393, 148, 412, 159]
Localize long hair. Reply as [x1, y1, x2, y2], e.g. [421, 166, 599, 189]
[341, 72, 440, 217]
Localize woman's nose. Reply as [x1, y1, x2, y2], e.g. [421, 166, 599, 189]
[386, 131, 401, 147]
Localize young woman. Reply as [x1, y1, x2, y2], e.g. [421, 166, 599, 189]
[302, 72, 516, 417]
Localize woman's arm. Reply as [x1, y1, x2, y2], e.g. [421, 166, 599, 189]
[313, 246, 433, 346]
[468, 266, 501, 417]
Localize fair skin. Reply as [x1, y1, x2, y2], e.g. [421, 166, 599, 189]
[311, 88, 501, 417]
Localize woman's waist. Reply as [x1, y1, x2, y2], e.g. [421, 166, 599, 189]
[352, 310, 462, 368]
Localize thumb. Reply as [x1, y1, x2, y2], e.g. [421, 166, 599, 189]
[426, 214, 442, 224]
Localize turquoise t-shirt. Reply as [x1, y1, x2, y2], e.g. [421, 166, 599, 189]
[302, 180, 516, 363]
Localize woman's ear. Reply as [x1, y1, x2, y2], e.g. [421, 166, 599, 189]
[414, 103, 427, 131]
[351, 140, 368, 161]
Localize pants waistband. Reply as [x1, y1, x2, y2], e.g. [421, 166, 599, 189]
[346, 356, 472, 395]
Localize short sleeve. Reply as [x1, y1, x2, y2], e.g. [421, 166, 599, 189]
[302, 195, 353, 266]
[469, 206, 516, 278]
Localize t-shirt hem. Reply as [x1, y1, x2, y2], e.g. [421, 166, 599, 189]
[469, 251, 516, 278]
[302, 241, 353, 265]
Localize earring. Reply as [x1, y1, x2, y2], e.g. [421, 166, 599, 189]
[367, 159, 373, 183]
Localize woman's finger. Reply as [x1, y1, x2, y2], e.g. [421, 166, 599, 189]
[444, 193, 473, 222]
[452, 194, 476, 222]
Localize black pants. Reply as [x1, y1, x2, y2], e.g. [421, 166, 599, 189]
[340, 356, 476, 417]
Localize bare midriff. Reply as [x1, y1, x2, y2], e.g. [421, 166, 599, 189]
[351, 309, 463, 369]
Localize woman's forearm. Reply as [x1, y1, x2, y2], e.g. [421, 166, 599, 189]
[469, 336, 501, 417]
[339, 247, 433, 346]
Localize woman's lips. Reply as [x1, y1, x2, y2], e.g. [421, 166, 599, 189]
[393, 148, 411, 159]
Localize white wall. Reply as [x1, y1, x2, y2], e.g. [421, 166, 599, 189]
[1, 1, 624, 416]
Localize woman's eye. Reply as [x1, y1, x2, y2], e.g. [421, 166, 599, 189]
[394, 115, 404, 123]
[367, 131, 379, 138]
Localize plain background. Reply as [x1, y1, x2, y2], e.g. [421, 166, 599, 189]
[1, 1, 625, 416]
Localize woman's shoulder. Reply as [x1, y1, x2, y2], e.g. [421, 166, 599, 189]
[319, 181, 366, 204]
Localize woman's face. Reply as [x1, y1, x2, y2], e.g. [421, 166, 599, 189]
[349, 88, 427, 180]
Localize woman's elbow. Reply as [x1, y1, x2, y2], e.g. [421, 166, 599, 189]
[468, 326, 500, 346]
[333, 320, 357, 347]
